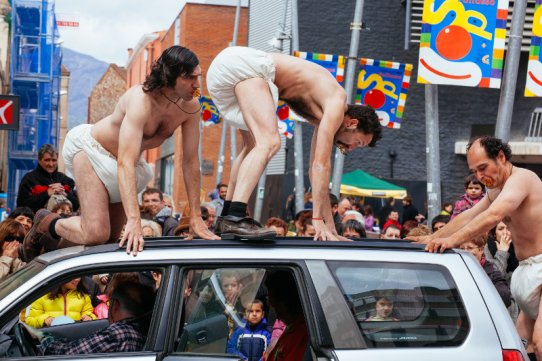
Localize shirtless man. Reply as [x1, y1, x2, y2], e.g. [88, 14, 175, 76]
[207, 46, 381, 240]
[22, 46, 218, 259]
[407, 136, 542, 360]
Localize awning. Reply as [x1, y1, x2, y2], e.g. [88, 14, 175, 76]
[340, 169, 407, 199]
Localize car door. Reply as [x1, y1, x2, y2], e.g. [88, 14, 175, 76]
[0, 259, 176, 361]
[161, 262, 332, 361]
[306, 250, 506, 361]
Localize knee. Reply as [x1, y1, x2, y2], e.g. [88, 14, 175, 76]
[256, 136, 281, 159]
[83, 224, 110, 245]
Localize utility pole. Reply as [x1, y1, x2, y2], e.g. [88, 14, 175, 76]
[495, 0, 527, 142]
[331, 0, 365, 196]
[230, 0, 241, 162]
[425, 84, 441, 223]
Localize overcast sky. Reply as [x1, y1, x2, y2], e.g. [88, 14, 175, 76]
[55, 0, 184, 65]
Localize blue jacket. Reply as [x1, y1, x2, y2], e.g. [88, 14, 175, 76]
[226, 318, 271, 361]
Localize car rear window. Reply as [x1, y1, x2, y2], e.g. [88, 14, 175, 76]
[328, 261, 469, 348]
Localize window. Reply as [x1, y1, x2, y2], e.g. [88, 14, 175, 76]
[329, 261, 469, 348]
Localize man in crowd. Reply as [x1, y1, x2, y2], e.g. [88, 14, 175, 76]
[210, 183, 228, 219]
[16, 144, 79, 213]
[29, 281, 156, 355]
[207, 46, 381, 240]
[201, 203, 216, 230]
[7, 207, 34, 234]
[21, 46, 218, 261]
[337, 197, 352, 223]
[400, 196, 418, 225]
[140, 188, 178, 237]
[407, 136, 542, 361]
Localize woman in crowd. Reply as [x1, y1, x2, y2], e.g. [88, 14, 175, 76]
[484, 221, 518, 281]
[0, 219, 26, 280]
[26, 277, 96, 328]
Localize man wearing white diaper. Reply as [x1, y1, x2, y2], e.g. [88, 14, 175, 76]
[22, 46, 219, 260]
[407, 136, 542, 361]
[206, 46, 382, 240]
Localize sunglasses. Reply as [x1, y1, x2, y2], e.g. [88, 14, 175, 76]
[5, 236, 24, 242]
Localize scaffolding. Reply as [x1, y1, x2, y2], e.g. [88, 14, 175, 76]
[7, 0, 61, 209]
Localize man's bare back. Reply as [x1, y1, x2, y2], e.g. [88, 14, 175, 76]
[92, 85, 201, 157]
[270, 53, 347, 125]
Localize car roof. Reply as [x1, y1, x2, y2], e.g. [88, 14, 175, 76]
[35, 237, 454, 265]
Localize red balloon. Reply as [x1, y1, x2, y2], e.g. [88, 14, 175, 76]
[277, 106, 289, 120]
[202, 109, 211, 121]
[363, 89, 386, 109]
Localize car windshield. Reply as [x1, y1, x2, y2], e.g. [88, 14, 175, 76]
[0, 262, 45, 302]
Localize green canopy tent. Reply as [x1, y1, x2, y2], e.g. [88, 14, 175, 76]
[340, 169, 407, 199]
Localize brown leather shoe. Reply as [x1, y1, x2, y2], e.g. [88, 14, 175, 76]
[20, 209, 60, 262]
[220, 215, 277, 240]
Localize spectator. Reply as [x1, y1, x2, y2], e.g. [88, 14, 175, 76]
[50, 200, 73, 216]
[451, 174, 485, 219]
[283, 193, 296, 223]
[293, 210, 311, 236]
[382, 211, 401, 231]
[201, 203, 216, 230]
[26, 277, 96, 328]
[485, 221, 518, 279]
[341, 219, 366, 239]
[406, 225, 431, 238]
[440, 202, 453, 216]
[7, 207, 34, 234]
[220, 270, 245, 337]
[265, 217, 288, 237]
[0, 219, 26, 280]
[303, 192, 313, 210]
[16, 144, 79, 213]
[362, 205, 375, 232]
[329, 193, 341, 226]
[378, 197, 395, 228]
[401, 220, 419, 238]
[298, 213, 316, 237]
[36, 281, 156, 355]
[210, 183, 228, 218]
[141, 188, 178, 236]
[460, 236, 512, 307]
[264, 271, 308, 361]
[162, 194, 178, 220]
[174, 217, 191, 238]
[400, 196, 419, 225]
[380, 224, 401, 240]
[227, 299, 271, 361]
[337, 197, 352, 222]
[365, 291, 399, 321]
[431, 214, 450, 233]
[342, 210, 364, 224]
[141, 219, 162, 238]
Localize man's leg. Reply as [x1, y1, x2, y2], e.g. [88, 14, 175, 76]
[225, 130, 254, 202]
[517, 311, 535, 355]
[54, 152, 112, 245]
[529, 297, 542, 360]
[107, 202, 127, 243]
[231, 78, 281, 204]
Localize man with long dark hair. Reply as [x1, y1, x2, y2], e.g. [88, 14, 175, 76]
[207, 46, 382, 240]
[22, 46, 218, 260]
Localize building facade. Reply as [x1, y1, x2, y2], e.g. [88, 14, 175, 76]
[87, 64, 127, 125]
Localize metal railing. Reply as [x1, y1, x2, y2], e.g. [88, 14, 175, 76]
[526, 108, 542, 142]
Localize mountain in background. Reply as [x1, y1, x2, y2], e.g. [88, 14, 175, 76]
[62, 48, 109, 129]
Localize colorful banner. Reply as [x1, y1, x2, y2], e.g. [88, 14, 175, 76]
[277, 101, 294, 138]
[356, 59, 412, 129]
[294, 51, 345, 84]
[526, 0, 542, 96]
[199, 96, 221, 126]
[417, 0, 509, 89]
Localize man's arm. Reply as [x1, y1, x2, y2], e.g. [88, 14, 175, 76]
[117, 91, 149, 255]
[310, 94, 347, 241]
[181, 110, 219, 240]
[427, 172, 529, 252]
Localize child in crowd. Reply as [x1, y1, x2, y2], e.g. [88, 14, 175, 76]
[220, 270, 245, 338]
[366, 292, 399, 321]
[227, 300, 271, 361]
[51, 201, 73, 216]
[452, 174, 485, 219]
[340, 220, 366, 239]
[380, 224, 401, 240]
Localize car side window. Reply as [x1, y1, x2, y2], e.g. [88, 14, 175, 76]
[176, 267, 309, 361]
[328, 261, 469, 348]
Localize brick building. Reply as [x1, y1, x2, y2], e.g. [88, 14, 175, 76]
[125, 1, 247, 212]
[87, 64, 127, 125]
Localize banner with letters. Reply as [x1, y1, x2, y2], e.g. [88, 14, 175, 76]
[294, 51, 345, 84]
[0, 95, 20, 131]
[356, 59, 413, 129]
[526, 0, 542, 96]
[417, 0, 509, 89]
